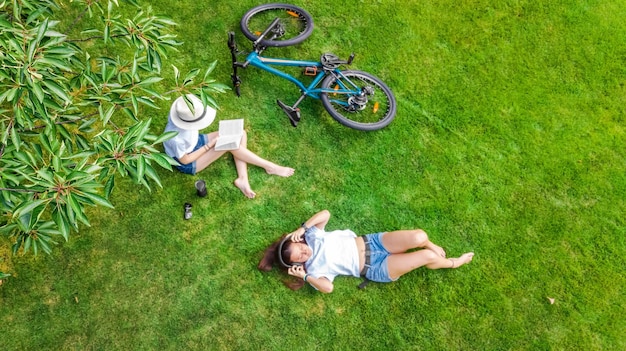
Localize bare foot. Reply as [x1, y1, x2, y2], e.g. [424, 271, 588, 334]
[234, 178, 256, 199]
[449, 252, 474, 268]
[266, 165, 295, 177]
[426, 242, 446, 258]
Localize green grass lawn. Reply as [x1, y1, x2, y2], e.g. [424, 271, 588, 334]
[1, 0, 625, 350]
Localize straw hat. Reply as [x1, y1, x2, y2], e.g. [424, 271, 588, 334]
[168, 94, 216, 130]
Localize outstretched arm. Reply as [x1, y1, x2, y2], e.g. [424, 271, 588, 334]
[290, 210, 331, 242]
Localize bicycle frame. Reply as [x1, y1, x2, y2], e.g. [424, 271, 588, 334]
[228, 19, 368, 127]
[242, 51, 355, 100]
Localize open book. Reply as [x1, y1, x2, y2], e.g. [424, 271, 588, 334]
[214, 119, 244, 151]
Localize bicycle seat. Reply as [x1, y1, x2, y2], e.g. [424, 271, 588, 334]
[320, 53, 343, 70]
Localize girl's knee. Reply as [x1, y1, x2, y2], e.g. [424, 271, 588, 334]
[411, 229, 428, 246]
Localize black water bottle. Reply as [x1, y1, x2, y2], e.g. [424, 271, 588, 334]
[195, 180, 207, 197]
[183, 202, 192, 220]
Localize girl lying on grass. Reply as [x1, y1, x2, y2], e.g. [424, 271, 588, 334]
[258, 210, 474, 293]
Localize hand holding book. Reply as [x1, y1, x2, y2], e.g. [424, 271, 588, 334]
[214, 119, 244, 151]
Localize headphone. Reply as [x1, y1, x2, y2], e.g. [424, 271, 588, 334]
[277, 234, 302, 268]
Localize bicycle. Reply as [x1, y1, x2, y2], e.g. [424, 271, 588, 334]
[228, 3, 397, 131]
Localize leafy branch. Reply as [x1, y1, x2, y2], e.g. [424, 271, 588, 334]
[0, 0, 229, 256]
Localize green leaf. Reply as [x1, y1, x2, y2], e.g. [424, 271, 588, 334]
[44, 30, 65, 38]
[131, 94, 138, 114]
[104, 175, 115, 198]
[172, 65, 180, 85]
[27, 39, 39, 63]
[12, 199, 48, 219]
[37, 236, 53, 255]
[52, 208, 70, 241]
[44, 46, 76, 58]
[24, 235, 32, 255]
[136, 154, 145, 181]
[203, 60, 218, 80]
[36, 18, 49, 43]
[104, 23, 110, 44]
[42, 79, 71, 104]
[131, 55, 138, 77]
[143, 163, 162, 188]
[183, 68, 200, 85]
[57, 124, 72, 140]
[0, 88, 15, 103]
[37, 57, 72, 71]
[10, 125, 21, 152]
[152, 131, 178, 145]
[0, 223, 18, 236]
[103, 104, 115, 126]
[66, 193, 82, 219]
[64, 200, 77, 230]
[38, 132, 53, 153]
[121, 107, 136, 121]
[12, 236, 24, 255]
[66, 192, 90, 227]
[35, 169, 55, 186]
[137, 76, 163, 86]
[76, 134, 90, 149]
[31, 81, 45, 103]
[135, 96, 159, 109]
[79, 191, 114, 209]
[153, 51, 162, 72]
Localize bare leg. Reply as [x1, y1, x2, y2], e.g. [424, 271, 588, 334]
[195, 132, 227, 172]
[195, 131, 293, 198]
[231, 131, 256, 198]
[230, 131, 294, 177]
[193, 132, 255, 198]
[381, 229, 446, 257]
[387, 250, 474, 280]
[231, 148, 295, 177]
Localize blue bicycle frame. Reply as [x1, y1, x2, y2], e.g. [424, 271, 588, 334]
[243, 51, 358, 100]
[228, 26, 365, 128]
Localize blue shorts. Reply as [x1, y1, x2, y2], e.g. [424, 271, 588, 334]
[363, 232, 397, 283]
[173, 134, 209, 175]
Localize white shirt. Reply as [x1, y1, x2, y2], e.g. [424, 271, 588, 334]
[304, 226, 360, 282]
[163, 117, 198, 159]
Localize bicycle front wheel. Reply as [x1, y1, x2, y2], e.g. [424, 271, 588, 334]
[240, 3, 314, 47]
[320, 70, 397, 131]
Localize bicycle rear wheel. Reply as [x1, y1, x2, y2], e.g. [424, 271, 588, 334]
[320, 70, 397, 131]
[240, 3, 314, 47]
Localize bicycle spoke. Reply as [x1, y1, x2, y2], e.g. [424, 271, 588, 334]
[321, 70, 397, 130]
[330, 80, 391, 122]
[243, 7, 311, 44]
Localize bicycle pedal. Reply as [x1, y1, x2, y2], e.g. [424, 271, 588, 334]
[277, 100, 301, 127]
[303, 66, 317, 76]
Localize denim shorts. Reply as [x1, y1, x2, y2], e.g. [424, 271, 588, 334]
[363, 232, 397, 283]
[173, 134, 208, 175]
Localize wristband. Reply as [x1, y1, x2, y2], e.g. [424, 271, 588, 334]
[301, 222, 310, 231]
[303, 274, 309, 282]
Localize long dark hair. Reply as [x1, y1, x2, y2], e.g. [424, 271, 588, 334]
[258, 235, 306, 290]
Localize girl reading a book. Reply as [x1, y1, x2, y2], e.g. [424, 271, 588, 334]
[258, 210, 474, 293]
[163, 95, 295, 199]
